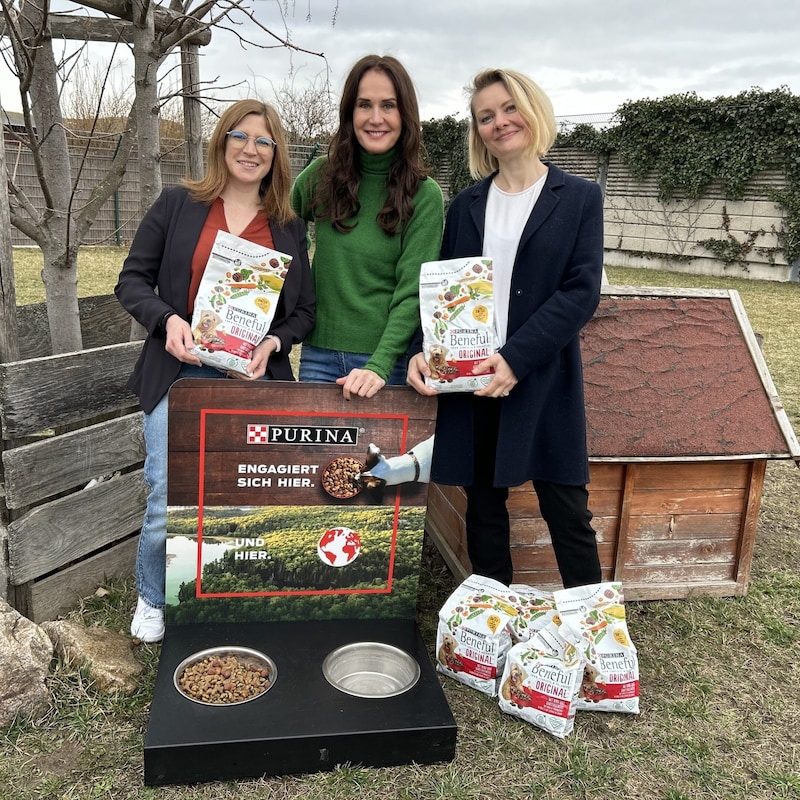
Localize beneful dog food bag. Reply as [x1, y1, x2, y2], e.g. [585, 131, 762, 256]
[190, 230, 290, 375]
[419, 257, 497, 392]
[498, 622, 583, 739]
[553, 582, 640, 714]
[436, 574, 518, 696]
[507, 583, 558, 643]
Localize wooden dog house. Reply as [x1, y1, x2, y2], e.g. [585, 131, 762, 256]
[426, 287, 800, 600]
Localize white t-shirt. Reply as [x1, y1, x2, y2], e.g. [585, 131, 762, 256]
[483, 170, 547, 345]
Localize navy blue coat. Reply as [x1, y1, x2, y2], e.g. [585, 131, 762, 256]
[430, 163, 603, 487]
[115, 186, 315, 413]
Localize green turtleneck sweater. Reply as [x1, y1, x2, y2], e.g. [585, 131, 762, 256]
[290, 148, 444, 380]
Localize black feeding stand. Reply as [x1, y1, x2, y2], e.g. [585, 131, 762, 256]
[144, 618, 457, 785]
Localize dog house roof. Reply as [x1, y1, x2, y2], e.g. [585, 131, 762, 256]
[581, 287, 800, 462]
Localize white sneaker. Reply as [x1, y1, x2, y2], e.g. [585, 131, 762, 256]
[131, 596, 165, 643]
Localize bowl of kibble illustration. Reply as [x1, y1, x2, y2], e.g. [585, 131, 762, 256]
[321, 456, 364, 500]
[173, 646, 276, 706]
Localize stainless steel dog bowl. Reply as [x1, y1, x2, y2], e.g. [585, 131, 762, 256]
[322, 642, 421, 698]
[174, 646, 277, 706]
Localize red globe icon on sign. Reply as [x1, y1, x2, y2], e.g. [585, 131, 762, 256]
[317, 527, 362, 567]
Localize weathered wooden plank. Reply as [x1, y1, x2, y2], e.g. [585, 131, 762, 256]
[612, 464, 636, 580]
[8, 470, 146, 583]
[512, 541, 617, 573]
[0, 523, 9, 602]
[508, 486, 623, 517]
[27, 536, 138, 623]
[2, 412, 144, 509]
[424, 518, 469, 585]
[622, 461, 752, 490]
[16, 295, 134, 359]
[625, 513, 742, 540]
[620, 581, 746, 601]
[734, 460, 766, 588]
[500, 514, 617, 546]
[628, 488, 746, 516]
[0, 7, 213, 45]
[624, 537, 738, 565]
[613, 562, 738, 585]
[0, 342, 141, 438]
[506, 571, 562, 592]
[587, 462, 626, 487]
[425, 485, 468, 579]
[600, 286, 731, 299]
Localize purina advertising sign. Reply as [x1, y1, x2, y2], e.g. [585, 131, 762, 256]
[164, 380, 437, 625]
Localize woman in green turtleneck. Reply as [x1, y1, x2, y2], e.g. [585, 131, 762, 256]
[291, 54, 444, 400]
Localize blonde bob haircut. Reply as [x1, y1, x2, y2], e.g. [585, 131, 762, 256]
[184, 99, 295, 226]
[467, 68, 557, 179]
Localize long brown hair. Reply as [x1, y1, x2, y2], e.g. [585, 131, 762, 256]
[314, 54, 429, 236]
[184, 99, 295, 226]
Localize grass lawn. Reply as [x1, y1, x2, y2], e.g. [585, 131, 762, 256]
[2, 250, 799, 800]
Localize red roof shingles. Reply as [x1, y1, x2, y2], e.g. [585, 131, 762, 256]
[581, 295, 790, 459]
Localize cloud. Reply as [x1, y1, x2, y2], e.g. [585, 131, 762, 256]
[2, 0, 799, 122]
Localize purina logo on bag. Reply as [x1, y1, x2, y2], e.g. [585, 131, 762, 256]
[246, 424, 359, 446]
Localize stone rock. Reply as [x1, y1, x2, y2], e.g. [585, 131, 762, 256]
[41, 620, 143, 695]
[0, 600, 54, 727]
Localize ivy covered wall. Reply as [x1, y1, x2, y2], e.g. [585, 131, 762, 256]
[422, 88, 800, 282]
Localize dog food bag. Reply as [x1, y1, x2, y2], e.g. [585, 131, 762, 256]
[190, 230, 291, 375]
[435, 574, 518, 697]
[506, 583, 558, 643]
[553, 582, 640, 714]
[419, 257, 497, 392]
[498, 622, 583, 739]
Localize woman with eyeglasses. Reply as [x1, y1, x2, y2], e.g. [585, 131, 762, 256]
[115, 99, 315, 642]
[291, 54, 444, 399]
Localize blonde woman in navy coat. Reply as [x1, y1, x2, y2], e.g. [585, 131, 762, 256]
[407, 68, 603, 588]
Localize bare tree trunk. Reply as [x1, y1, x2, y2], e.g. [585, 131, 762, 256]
[3, 1, 328, 352]
[127, 0, 161, 341]
[21, 0, 83, 353]
[132, 0, 162, 213]
[0, 93, 20, 363]
[181, 42, 204, 181]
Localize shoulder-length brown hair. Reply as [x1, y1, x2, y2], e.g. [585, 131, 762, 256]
[314, 54, 429, 236]
[184, 99, 295, 226]
[467, 68, 557, 179]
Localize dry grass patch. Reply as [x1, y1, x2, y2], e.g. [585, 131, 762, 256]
[1, 256, 798, 799]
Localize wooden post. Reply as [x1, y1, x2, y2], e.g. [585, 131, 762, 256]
[181, 43, 204, 181]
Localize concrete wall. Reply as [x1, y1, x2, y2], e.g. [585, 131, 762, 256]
[550, 147, 795, 282]
[5, 133, 796, 281]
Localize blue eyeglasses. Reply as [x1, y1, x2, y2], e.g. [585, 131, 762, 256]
[225, 130, 277, 151]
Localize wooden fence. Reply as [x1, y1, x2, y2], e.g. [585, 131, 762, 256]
[0, 298, 144, 621]
[3, 135, 322, 248]
[4, 130, 795, 279]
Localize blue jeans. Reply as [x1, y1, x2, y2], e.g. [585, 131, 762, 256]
[137, 363, 241, 608]
[298, 344, 408, 386]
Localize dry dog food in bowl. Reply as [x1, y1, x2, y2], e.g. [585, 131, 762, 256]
[321, 456, 364, 499]
[174, 646, 276, 706]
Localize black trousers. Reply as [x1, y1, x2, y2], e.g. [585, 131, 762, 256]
[463, 397, 602, 589]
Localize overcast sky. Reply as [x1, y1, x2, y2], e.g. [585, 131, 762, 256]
[2, 0, 799, 122]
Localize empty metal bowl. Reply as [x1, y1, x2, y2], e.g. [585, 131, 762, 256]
[322, 641, 421, 698]
[173, 646, 277, 706]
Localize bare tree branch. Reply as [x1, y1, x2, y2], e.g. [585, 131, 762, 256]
[1, 0, 334, 354]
